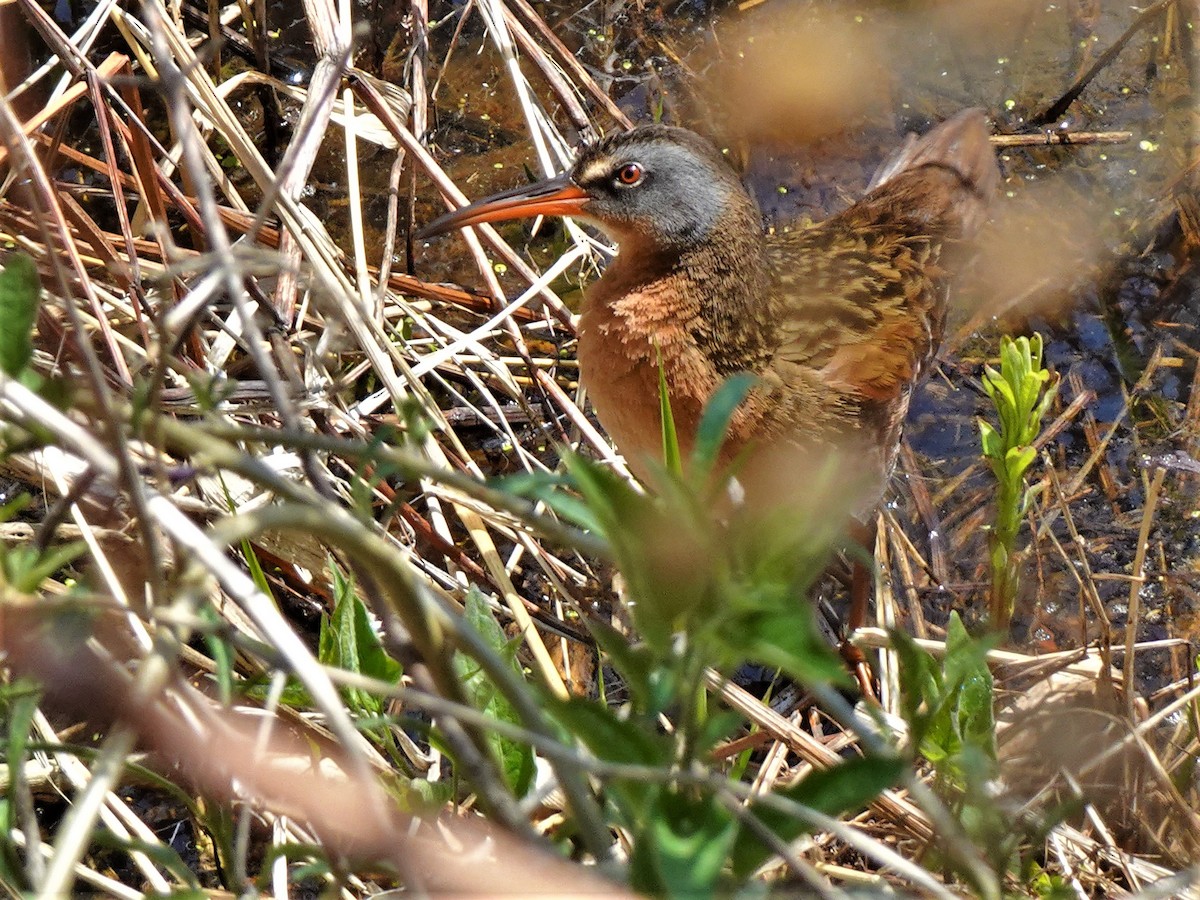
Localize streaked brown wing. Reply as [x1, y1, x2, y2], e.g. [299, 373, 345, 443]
[764, 107, 997, 406]
[767, 173, 949, 405]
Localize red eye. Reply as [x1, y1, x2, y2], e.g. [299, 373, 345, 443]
[616, 163, 644, 186]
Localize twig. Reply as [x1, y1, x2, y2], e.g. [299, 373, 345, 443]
[988, 130, 1133, 147]
[1125, 465, 1167, 720]
[1033, 0, 1180, 125]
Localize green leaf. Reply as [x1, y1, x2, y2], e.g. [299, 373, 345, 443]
[0, 795, 21, 890]
[978, 420, 1001, 460]
[495, 470, 602, 534]
[891, 628, 942, 742]
[548, 696, 673, 838]
[4, 677, 40, 822]
[0, 253, 40, 377]
[240, 674, 312, 708]
[980, 364, 1001, 399]
[725, 605, 849, 688]
[696, 710, 744, 755]
[89, 830, 203, 890]
[981, 333, 1056, 630]
[550, 696, 673, 768]
[453, 588, 535, 796]
[200, 602, 235, 706]
[3, 540, 87, 593]
[691, 373, 757, 476]
[390, 773, 454, 813]
[905, 613, 998, 784]
[561, 451, 644, 543]
[588, 618, 672, 715]
[318, 563, 401, 715]
[1004, 445, 1037, 483]
[944, 613, 996, 761]
[658, 347, 682, 476]
[1020, 481, 1044, 516]
[568, 466, 714, 651]
[633, 791, 737, 896]
[729, 755, 905, 877]
[0, 492, 31, 523]
[462, 586, 515, 661]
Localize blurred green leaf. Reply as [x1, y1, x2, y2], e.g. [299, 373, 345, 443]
[0, 492, 31, 523]
[588, 618, 673, 716]
[549, 696, 673, 830]
[389, 773, 454, 813]
[730, 754, 905, 877]
[199, 602, 235, 706]
[561, 451, 645, 542]
[496, 470, 602, 534]
[696, 710, 743, 756]
[633, 791, 737, 896]
[3, 677, 40, 804]
[722, 603, 848, 688]
[550, 696, 673, 769]
[90, 830, 203, 891]
[691, 372, 757, 477]
[0, 253, 40, 378]
[892, 628, 941, 752]
[0, 797, 21, 892]
[944, 614, 996, 762]
[1, 540, 87, 593]
[897, 612, 997, 788]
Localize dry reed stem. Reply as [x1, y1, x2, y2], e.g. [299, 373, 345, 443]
[0, 0, 1197, 893]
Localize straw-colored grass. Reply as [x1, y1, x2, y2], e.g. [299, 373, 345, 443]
[1, 0, 1198, 895]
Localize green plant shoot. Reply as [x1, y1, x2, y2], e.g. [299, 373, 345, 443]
[978, 334, 1058, 632]
[0, 253, 41, 384]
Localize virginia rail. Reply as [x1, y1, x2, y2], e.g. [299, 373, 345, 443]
[422, 110, 1000, 667]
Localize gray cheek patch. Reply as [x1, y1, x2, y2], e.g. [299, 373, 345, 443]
[638, 143, 725, 245]
[575, 137, 734, 249]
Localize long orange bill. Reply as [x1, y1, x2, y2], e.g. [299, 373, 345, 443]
[418, 172, 589, 239]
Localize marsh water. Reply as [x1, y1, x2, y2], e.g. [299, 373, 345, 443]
[141, 0, 1200, 689]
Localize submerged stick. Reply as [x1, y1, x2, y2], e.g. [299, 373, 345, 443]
[1033, 0, 1179, 125]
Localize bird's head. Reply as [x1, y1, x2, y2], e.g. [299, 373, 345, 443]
[420, 126, 751, 254]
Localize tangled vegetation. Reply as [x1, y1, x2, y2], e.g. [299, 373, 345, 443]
[1, 0, 1199, 896]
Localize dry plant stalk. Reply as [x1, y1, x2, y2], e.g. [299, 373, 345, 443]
[0, 0, 1197, 895]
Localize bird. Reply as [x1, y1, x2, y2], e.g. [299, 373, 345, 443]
[421, 110, 1000, 666]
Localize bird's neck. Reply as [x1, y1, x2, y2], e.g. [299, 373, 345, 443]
[593, 202, 778, 376]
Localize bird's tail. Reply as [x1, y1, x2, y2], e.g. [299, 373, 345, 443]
[867, 108, 1001, 239]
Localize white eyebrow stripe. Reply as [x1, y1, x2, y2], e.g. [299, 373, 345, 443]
[576, 158, 614, 183]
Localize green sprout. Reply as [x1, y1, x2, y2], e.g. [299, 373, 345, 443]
[978, 334, 1059, 633]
